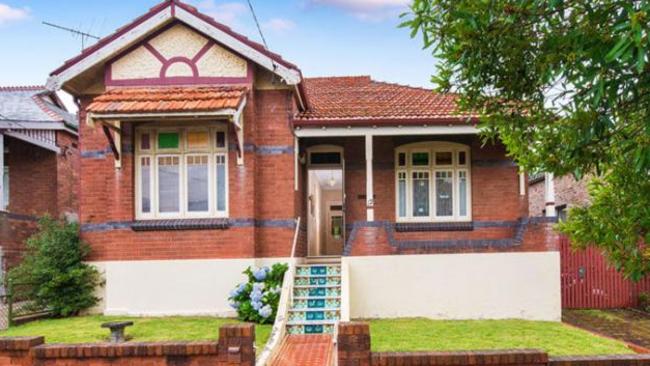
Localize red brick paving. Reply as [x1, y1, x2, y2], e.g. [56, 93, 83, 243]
[270, 334, 333, 366]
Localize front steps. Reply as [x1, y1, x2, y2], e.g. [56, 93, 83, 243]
[287, 260, 341, 335]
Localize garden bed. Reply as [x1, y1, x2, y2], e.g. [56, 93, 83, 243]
[366, 318, 635, 356]
[0, 315, 271, 350]
[563, 309, 650, 350]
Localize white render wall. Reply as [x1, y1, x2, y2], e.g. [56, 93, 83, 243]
[90, 253, 560, 320]
[91, 258, 293, 316]
[343, 252, 561, 321]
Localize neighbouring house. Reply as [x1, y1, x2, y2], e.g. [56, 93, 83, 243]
[529, 173, 591, 220]
[45, 0, 561, 326]
[0, 86, 79, 274]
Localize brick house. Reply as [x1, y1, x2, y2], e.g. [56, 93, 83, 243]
[529, 173, 590, 220]
[46, 0, 561, 323]
[0, 86, 79, 273]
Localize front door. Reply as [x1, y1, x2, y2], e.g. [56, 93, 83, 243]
[306, 146, 344, 257]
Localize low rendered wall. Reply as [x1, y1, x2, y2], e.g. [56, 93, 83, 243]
[0, 324, 254, 366]
[338, 322, 650, 366]
[92, 257, 292, 316]
[344, 251, 561, 321]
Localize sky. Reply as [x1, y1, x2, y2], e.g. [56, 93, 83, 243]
[0, 0, 438, 93]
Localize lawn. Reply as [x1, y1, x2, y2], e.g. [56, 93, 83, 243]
[367, 318, 634, 356]
[0, 316, 272, 350]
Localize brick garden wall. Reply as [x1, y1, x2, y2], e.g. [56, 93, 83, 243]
[338, 322, 650, 366]
[0, 323, 255, 366]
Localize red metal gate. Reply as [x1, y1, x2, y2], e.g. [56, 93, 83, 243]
[561, 235, 650, 308]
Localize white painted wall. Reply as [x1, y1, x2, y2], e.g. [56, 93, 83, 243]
[344, 251, 561, 321]
[91, 258, 292, 316]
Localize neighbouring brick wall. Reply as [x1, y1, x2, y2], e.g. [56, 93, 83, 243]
[0, 324, 255, 366]
[55, 130, 79, 220]
[529, 175, 591, 216]
[0, 132, 79, 271]
[338, 322, 650, 366]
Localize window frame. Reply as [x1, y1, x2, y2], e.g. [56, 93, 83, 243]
[135, 124, 229, 220]
[395, 142, 472, 223]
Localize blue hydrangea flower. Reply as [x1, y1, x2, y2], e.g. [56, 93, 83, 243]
[237, 283, 247, 293]
[251, 300, 263, 311]
[229, 301, 240, 310]
[259, 304, 272, 318]
[250, 289, 263, 302]
[252, 282, 265, 291]
[253, 267, 269, 281]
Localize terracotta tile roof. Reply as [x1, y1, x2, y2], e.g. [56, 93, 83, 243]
[87, 86, 247, 114]
[295, 76, 478, 126]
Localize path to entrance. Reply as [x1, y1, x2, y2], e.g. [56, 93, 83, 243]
[563, 309, 650, 350]
[270, 334, 333, 366]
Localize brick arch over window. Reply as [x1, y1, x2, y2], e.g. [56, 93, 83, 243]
[395, 141, 471, 222]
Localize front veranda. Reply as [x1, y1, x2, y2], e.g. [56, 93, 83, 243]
[296, 131, 556, 258]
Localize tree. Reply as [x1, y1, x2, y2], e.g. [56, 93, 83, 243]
[9, 217, 103, 317]
[402, 0, 650, 279]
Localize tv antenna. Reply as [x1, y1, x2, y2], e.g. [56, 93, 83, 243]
[42, 21, 100, 50]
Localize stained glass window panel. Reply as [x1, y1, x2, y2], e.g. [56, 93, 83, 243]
[435, 152, 453, 165]
[412, 152, 429, 166]
[158, 132, 179, 149]
[187, 131, 209, 150]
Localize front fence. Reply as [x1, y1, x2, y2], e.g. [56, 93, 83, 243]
[338, 322, 650, 366]
[560, 235, 650, 308]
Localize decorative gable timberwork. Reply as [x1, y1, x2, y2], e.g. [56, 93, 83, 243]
[106, 23, 250, 86]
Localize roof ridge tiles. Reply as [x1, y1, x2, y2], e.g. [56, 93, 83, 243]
[0, 85, 45, 92]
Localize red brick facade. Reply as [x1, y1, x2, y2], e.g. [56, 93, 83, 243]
[0, 130, 79, 270]
[78, 86, 300, 261]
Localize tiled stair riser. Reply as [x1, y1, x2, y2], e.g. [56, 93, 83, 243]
[292, 298, 341, 309]
[287, 264, 341, 335]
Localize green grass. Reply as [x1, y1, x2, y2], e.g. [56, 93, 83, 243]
[0, 316, 271, 350]
[366, 318, 634, 356]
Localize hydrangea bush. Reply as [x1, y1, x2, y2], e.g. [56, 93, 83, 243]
[229, 262, 288, 324]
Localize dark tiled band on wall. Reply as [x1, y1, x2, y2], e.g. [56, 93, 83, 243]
[343, 217, 558, 256]
[80, 144, 294, 160]
[0, 211, 39, 223]
[81, 218, 297, 233]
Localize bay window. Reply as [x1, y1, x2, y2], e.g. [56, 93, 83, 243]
[136, 125, 228, 219]
[395, 142, 471, 222]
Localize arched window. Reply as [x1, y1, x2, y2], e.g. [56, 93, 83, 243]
[395, 142, 471, 222]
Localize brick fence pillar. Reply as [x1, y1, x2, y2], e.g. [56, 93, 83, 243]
[338, 322, 371, 366]
[0, 336, 44, 366]
[217, 323, 256, 366]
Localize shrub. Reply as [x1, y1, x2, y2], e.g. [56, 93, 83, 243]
[228, 263, 288, 324]
[9, 216, 103, 317]
[639, 292, 650, 313]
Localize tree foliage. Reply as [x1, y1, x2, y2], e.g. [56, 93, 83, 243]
[9, 217, 103, 317]
[402, 0, 650, 279]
